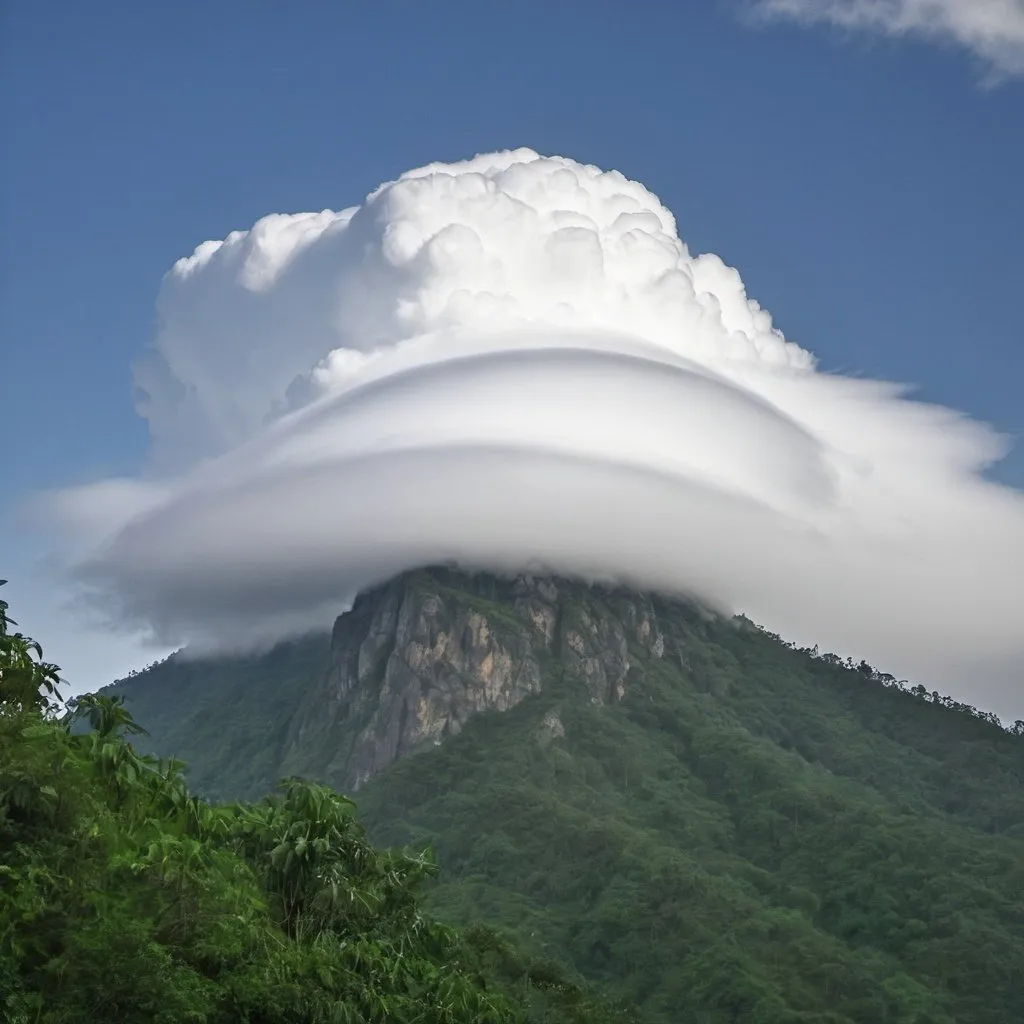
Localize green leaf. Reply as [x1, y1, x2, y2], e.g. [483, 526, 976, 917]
[20, 724, 53, 738]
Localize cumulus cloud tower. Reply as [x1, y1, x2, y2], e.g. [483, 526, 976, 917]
[135, 149, 813, 469]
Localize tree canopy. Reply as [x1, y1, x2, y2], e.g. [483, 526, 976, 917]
[0, 581, 630, 1023]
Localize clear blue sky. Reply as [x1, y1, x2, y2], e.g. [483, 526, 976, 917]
[2, 0, 1022, 690]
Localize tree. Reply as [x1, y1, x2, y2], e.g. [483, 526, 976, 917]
[0, 581, 62, 713]
[0, 582, 623, 1023]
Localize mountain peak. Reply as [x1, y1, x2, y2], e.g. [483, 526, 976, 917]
[281, 567, 674, 789]
[103, 565, 1024, 1021]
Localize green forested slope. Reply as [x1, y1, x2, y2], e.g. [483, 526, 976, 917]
[355, 648, 1024, 1023]
[103, 572, 1024, 1023]
[0, 583, 630, 1024]
[107, 634, 331, 803]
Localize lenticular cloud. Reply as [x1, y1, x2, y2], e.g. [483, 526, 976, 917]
[54, 148, 1023, 716]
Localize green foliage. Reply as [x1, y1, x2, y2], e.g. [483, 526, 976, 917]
[352, 597, 1024, 1024]
[100, 572, 1024, 1022]
[0, 590, 623, 1023]
[108, 633, 332, 802]
[0, 580, 63, 712]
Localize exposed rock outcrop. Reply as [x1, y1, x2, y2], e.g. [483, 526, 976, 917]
[282, 568, 668, 788]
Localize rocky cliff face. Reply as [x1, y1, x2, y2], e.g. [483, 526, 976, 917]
[281, 568, 669, 789]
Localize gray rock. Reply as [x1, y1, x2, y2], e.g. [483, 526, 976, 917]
[281, 567, 679, 789]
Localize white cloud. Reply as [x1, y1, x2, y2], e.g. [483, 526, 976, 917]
[749, 0, 1024, 80]
[43, 149, 1024, 719]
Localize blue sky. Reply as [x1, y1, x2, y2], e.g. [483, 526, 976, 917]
[2, 0, 1022, 698]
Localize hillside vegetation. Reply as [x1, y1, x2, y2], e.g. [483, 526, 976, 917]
[358, 645, 1024, 1023]
[0, 581, 630, 1023]
[101, 570, 1024, 1021]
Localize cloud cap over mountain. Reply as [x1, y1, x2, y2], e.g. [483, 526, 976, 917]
[47, 149, 1024, 719]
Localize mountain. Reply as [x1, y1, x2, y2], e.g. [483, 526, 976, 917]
[106, 567, 1024, 1024]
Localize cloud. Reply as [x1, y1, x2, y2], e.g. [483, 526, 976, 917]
[44, 148, 1024, 719]
[748, 0, 1024, 81]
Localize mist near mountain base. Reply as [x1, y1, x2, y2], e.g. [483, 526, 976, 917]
[43, 149, 1024, 718]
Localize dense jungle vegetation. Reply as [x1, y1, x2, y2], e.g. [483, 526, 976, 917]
[106, 570, 1024, 1024]
[0, 581, 630, 1023]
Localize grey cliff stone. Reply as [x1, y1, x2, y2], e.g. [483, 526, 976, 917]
[281, 567, 675, 789]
